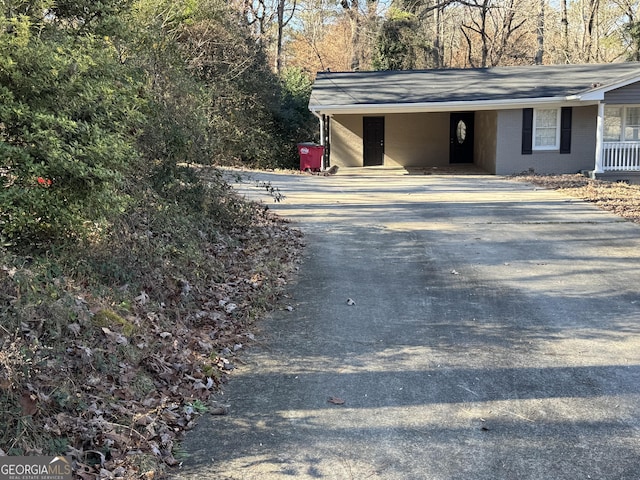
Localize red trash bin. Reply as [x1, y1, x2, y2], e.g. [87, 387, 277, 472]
[297, 143, 324, 171]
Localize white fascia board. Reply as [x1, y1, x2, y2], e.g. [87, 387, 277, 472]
[310, 96, 591, 116]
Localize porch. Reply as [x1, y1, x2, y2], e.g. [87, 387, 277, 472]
[602, 142, 640, 171]
[591, 142, 640, 183]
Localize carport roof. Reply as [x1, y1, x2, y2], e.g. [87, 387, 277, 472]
[309, 62, 640, 115]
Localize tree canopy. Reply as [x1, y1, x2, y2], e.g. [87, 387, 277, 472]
[0, 0, 316, 247]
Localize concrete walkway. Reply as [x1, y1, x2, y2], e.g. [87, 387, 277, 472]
[173, 170, 640, 480]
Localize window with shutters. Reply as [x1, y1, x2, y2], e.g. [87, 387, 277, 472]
[533, 108, 561, 150]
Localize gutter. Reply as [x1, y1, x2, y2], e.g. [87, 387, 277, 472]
[309, 96, 598, 116]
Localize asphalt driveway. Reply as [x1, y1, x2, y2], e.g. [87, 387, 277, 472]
[172, 169, 640, 479]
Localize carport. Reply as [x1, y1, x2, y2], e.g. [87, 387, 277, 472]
[309, 62, 640, 177]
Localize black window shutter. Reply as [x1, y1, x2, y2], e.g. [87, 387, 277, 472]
[522, 108, 533, 155]
[560, 107, 572, 154]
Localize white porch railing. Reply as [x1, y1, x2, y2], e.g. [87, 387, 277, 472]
[602, 142, 640, 171]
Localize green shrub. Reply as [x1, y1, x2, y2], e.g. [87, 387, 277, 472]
[0, 23, 144, 247]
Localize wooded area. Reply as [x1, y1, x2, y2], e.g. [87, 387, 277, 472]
[0, 1, 309, 474]
[269, 0, 640, 73]
[2, 0, 640, 477]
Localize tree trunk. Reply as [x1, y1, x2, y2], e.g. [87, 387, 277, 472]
[480, 0, 489, 68]
[433, 0, 444, 68]
[273, 0, 297, 74]
[561, 0, 569, 63]
[583, 0, 600, 62]
[534, 0, 544, 64]
[275, 0, 284, 73]
[460, 0, 490, 68]
[341, 0, 362, 70]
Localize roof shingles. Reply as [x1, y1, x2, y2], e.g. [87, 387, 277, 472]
[310, 62, 640, 109]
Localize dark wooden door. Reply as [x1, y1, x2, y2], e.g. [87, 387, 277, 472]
[449, 112, 474, 164]
[363, 117, 385, 166]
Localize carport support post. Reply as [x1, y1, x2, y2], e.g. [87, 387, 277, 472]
[594, 102, 604, 173]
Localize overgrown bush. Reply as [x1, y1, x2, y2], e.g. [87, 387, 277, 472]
[273, 67, 318, 167]
[0, 14, 144, 247]
[1, 0, 316, 248]
[0, 1, 308, 473]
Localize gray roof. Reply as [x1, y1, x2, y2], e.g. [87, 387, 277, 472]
[309, 62, 640, 113]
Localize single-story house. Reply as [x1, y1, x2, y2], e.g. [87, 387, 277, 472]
[308, 62, 640, 181]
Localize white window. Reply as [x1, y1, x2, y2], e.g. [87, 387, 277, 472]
[625, 106, 640, 141]
[604, 106, 640, 142]
[533, 108, 560, 150]
[604, 107, 622, 142]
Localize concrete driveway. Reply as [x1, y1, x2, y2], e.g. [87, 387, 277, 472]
[173, 169, 640, 479]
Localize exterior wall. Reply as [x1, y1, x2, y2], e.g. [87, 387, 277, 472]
[331, 115, 363, 167]
[604, 83, 640, 104]
[330, 113, 449, 168]
[385, 113, 449, 167]
[331, 105, 597, 174]
[474, 110, 497, 174]
[494, 105, 597, 175]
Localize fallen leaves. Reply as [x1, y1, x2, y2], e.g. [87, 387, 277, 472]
[0, 184, 305, 478]
[19, 392, 38, 416]
[512, 174, 640, 224]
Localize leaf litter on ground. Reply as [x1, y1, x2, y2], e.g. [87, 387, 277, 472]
[5, 171, 633, 477]
[511, 173, 640, 224]
[0, 168, 304, 478]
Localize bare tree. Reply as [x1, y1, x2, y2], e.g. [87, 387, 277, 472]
[460, 0, 527, 67]
[582, 0, 601, 62]
[275, 0, 298, 73]
[534, 0, 544, 64]
[432, 0, 447, 67]
[560, 0, 569, 62]
[460, 0, 490, 67]
[236, 0, 297, 73]
[341, 0, 380, 70]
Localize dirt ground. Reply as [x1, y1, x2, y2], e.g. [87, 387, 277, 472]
[512, 174, 640, 224]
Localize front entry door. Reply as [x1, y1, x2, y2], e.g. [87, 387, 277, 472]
[449, 112, 474, 164]
[363, 117, 385, 166]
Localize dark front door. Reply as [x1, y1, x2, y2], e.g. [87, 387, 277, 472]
[363, 116, 385, 166]
[449, 112, 474, 164]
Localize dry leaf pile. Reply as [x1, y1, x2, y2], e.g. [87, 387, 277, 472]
[0, 183, 304, 478]
[512, 174, 640, 223]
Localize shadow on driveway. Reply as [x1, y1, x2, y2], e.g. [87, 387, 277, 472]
[172, 172, 640, 480]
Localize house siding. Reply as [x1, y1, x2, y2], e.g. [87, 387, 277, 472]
[385, 113, 449, 167]
[330, 113, 450, 168]
[495, 106, 597, 175]
[604, 82, 640, 104]
[332, 106, 598, 174]
[331, 115, 363, 167]
[474, 110, 497, 174]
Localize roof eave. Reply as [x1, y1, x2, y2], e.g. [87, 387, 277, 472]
[310, 96, 597, 115]
[577, 72, 640, 101]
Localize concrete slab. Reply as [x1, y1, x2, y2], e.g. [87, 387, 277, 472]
[172, 171, 640, 480]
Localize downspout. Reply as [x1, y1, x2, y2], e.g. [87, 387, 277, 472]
[594, 102, 604, 174]
[311, 108, 327, 170]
